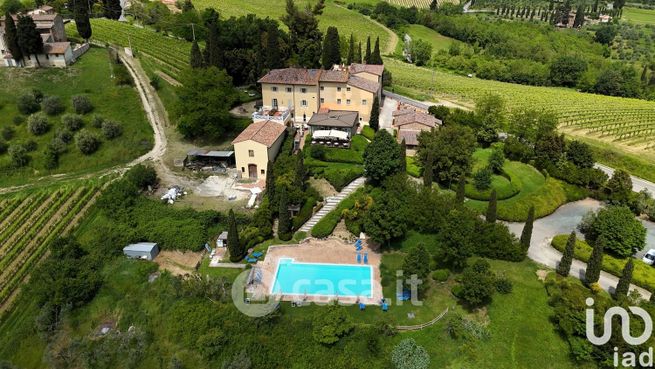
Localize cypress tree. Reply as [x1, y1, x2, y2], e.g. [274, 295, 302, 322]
[520, 206, 535, 250]
[356, 42, 362, 63]
[16, 15, 43, 67]
[190, 40, 203, 68]
[278, 187, 292, 241]
[206, 21, 222, 68]
[423, 151, 433, 188]
[321, 26, 341, 69]
[295, 154, 305, 189]
[103, 0, 122, 20]
[72, 0, 92, 42]
[370, 36, 382, 64]
[456, 176, 466, 205]
[265, 24, 283, 69]
[429, 0, 437, 11]
[556, 232, 576, 277]
[573, 5, 585, 27]
[364, 36, 371, 64]
[369, 95, 379, 131]
[227, 209, 243, 262]
[265, 160, 275, 201]
[346, 33, 355, 65]
[3, 12, 23, 65]
[614, 258, 634, 299]
[585, 238, 605, 286]
[399, 138, 406, 173]
[486, 190, 497, 223]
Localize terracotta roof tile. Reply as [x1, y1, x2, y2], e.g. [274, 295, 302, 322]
[349, 63, 384, 76]
[397, 130, 420, 146]
[319, 70, 348, 83]
[258, 68, 321, 85]
[347, 75, 380, 94]
[44, 42, 70, 54]
[232, 120, 287, 147]
[393, 111, 441, 128]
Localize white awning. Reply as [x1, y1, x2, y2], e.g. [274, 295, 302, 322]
[313, 129, 349, 140]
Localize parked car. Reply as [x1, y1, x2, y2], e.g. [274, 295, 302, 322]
[643, 249, 655, 265]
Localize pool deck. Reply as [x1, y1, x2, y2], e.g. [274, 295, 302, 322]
[250, 237, 383, 305]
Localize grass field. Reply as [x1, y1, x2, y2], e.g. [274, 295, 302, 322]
[465, 148, 520, 200]
[623, 7, 655, 25]
[385, 0, 460, 9]
[396, 24, 455, 55]
[0, 47, 152, 187]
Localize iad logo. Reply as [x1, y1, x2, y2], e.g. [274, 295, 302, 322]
[585, 297, 654, 367]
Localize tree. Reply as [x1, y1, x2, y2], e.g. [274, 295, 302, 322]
[593, 64, 641, 98]
[364, 191, 407, 245]
[585, 238, 604, 286]
[459, 260, 496, 307]
[71, 0, 92, 42]
[101, 120, 123, 139]
[321, 26, 341, 69]
[8, 144, 28, 167]
[265, 160, 275, 200]
[573, 5, 585, 27]
[346, 33, 355, 65]
[369, 96, 380, 131]
[1, 0, 22, 13]
[356, 42, 362, 63]
[475, 93, 506, 146]
[409, 39, 432, 66]
[567, 140, 594, 168]
[227, 209, 243, 261]
[282, 0, 323, 68]
[204, 21, 223, 68]
[557, 232, 576, 277]
[103, 0, 122, 20]
[473, 167, 492, 191]
[614, 258, 634, 299]
[16, 15, 43, 67]
[72, 95, 93, 114]
[578, 206, 646, 258]
[520, 206, 535, 250]
[417, 126, 476, 185]
[486, 190, 497, 223]
[423, 151, 433, 188]
[174, 67, 238, 140]
[429, 0, 438, 11]
[456, 176, 466, 205]
[595, 25, 617, 45]
[402, 243, 431, 280]
[549, 55, 587, 87]
[27, 113, 49, 135]
[278, 187, 292, 241]
[190, 40, 203, 68]
[488, 147, 505, 174]
[391, 338, 430, 369]
[439, 208, 476, 270]
[363, 129, 403, 184]
[370, 36, 382, 64]
[364, 36, 371, 64]
[75, 129, 100, 155]
[312, 304, 354, 345]
[3, 12, 22, 65]
[606, 169, 632, 205]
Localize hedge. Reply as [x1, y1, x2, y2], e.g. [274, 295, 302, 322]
[551, 234, 655, 292]
[361, 126, 375, 140]
[406, 156, 421, 177]
[292, 196, 317, 230]
[311, 188, 364, 238]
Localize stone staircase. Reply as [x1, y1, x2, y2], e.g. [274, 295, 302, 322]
[299, 177, 366, 233]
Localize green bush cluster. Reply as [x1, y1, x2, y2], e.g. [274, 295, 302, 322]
[311, 188, 363, 238]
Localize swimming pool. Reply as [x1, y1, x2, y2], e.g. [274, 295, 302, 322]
[271, 258, 373, 298]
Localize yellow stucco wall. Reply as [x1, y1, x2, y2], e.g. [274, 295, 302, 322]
[260, 83, 319, 123]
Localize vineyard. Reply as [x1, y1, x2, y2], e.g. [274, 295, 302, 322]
[385, 0, 460, 8]
[0, 184, 102, 315]
[384, 58, 655, 152]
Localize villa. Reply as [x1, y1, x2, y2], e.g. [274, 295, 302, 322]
[0, 7, 77, 67]
[392, 106, 442, 154]
[256, 63, 383, 126]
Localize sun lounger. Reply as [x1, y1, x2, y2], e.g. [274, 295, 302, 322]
[252, 251, 263, 258]
[246, 257, 257, 263]
[363, 253, 368, 264]
[356, 253, 362, 264]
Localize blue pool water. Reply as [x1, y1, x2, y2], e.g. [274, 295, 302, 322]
[271, 258, 373, 297]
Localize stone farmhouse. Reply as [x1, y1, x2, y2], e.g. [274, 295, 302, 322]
[392, 105, 442, 155]
[0, 7, 77, 67]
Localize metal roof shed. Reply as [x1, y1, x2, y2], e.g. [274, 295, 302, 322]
[123, 242, 159, 261]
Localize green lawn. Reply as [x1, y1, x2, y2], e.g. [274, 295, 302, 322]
[396, 24, 455, 55]
[0, 47, 153, 187]
[465, 148, 520, 200]
[623, 7, 655, 25]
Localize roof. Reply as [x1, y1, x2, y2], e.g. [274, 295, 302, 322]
[319, 70, 349, 83]
[258, 68, 321, 85]
[218, 231, 228, 240]
[308, 110, 359, 128]
[394, 112, 441, 128]
[124, 242, 158, 252]
[349, 63, 384, 76]
[43, 42, 70, 54]
[347, 75, 380, 94]
[232, 120, 287, 147]
[397, 130, 420, 146]
[187, 150, 234, 158]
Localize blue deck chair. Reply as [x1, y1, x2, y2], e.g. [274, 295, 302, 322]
[356, 253, 362, 264]
[363, 253, 368, 264]
[252, 251, 263, 258]
[246, 257, 257, 263]
[359, 303, 365, 310]
[382, 303, 388, 312]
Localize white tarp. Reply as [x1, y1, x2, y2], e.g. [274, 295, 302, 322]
[312, 129, 349, 140]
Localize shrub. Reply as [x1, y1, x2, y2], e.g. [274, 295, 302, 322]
[432, 269, 449, 282]
[578, 206, 646, 258]
[55, 128, 74, 143]
[2, 126, 14, 140]
[458, 260, 496, 307]
[27, 113, 50, 135]
[71, 95, 93, 114]
[24, 140, 37, 152]
[150, 74, 161, 90]
[17, 93, 39, 115]
[13, 115, 25, 125]
[310, 145, 326, 160]
[8, 144, 29, 167]
[91, 114, 105, 128]
[102, 120, 123, 139]
[0, 141, 7, 154]
[292, 197, 316, 230]
[495, 276, 513, 294]
[41, 96, 64, 116]
[76, 129, 101, 155]
[324, 167, 363, 191]
[473, 167, 492, 191]
[61, 113, 84, 131]
[47, 137, 68, 155]
[391, 338, 430, 369]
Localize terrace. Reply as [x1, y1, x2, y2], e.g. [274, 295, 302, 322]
[252, 106, 293, 124]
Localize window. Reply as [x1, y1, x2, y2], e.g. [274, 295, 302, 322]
[346, 87, 351, 92]
[272, 98, 278, 107]
[337, 87, 341, 92]
[301, 88, 307, 93]
[272, 86, 278, 92]
[248, 150, 254, 157]
[362, 99, 367, 106]
[241, 167, 245, 172]
[261, 169, 265, 175]
[301, 100, 308, 107]
[346, 99, 351, 105]
[286, 87, 292, 93]
[320, 86, 324, 91]
[320, 98, 325, 104]
[337, 99, 342, 104]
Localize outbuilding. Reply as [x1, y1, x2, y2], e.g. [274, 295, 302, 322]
[123, 242, 159, 261]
